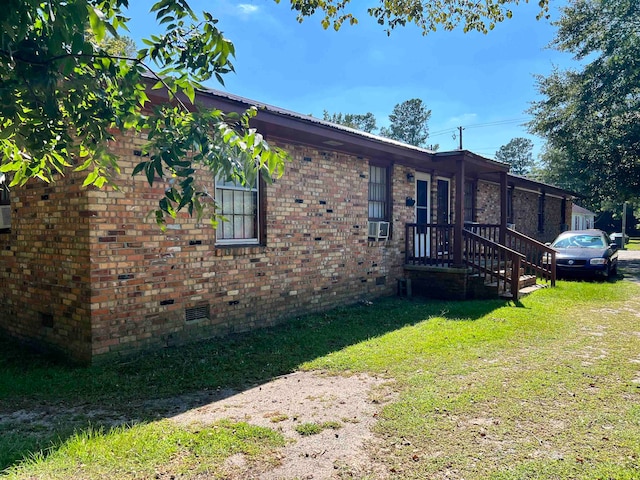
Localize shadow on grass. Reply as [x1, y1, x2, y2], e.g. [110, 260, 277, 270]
[617, 255, 640, 284]
[0, 295, 507, 471]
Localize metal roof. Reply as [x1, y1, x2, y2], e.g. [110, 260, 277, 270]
[572, 204, 596, 216]
[140, 75, 577, 193]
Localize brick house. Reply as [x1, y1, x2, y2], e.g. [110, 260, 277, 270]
[0, 84, 572, 363]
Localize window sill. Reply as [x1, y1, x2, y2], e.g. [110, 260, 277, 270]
[214, 243, 266, 256]
[367, 239, 390, 246]
[216, 240, 261, 247]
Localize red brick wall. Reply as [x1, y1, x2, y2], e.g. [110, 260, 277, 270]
[476, 180, 501, 225]
[476, 180, 571, 243]
[1, 128, 573, 362]
[84, 132, 414, 360]
[0, 130, 421, 362]
[0, 175, 93, 362]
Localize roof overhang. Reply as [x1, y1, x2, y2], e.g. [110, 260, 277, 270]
[141, 78, 565, 190]
[479, 171, 577, 198]
[144, 78, 439, 168]
[433, 150, 510, 177]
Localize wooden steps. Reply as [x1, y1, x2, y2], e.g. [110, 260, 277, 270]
[488, 273, 542, 300]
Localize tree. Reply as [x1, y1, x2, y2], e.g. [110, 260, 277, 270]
[322, 111, 377, 133]
[1, 0, 549, 225]
[495, 137, 534, 175]
[1, 1, 288, 226]
[379, 98, 433, 148]
[87, 32, 137, 57]
[282, 0, 549, 34]
[528, 145, 567, 184]
[528, 0, 640, 209]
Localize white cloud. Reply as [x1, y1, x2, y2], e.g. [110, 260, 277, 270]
[237, 4, 260, 15]
[444, 113, 478, 127]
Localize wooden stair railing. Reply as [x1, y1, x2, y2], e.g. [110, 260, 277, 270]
[504, 229, 557, 286]
[465, 224, 557, 287]
[462, 229, 526, 300]
[403, 223, 556, 299]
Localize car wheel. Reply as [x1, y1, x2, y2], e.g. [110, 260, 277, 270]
[611, 263, 618, 277]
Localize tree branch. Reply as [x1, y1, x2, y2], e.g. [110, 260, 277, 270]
[1, 50, 190, 112]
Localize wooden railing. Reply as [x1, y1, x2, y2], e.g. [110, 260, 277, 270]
[464, 223, 500, 243]
[405, 223, 455, 266]
[404, 223, 556, 299]
[465, 224, 557, 286]
[505, 228, 556, 286]
[462, 229, 525, 300]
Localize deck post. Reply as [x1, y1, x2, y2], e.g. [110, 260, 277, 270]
[454, 158, 465, 266]
[511, 255, 521, 301]
[500, 171, 507, 245]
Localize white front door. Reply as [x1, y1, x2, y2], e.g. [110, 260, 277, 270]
[414, 173, 430, 257]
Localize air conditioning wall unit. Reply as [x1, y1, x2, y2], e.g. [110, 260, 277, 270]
[368, 221, 390, 240]
[507, 223, 516, 230]
[0, 205, 10, 230]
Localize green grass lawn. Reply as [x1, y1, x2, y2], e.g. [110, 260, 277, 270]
[625, 237, 640, 251]
[2, 279, 640, 479]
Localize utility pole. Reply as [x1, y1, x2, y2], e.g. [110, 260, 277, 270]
[458, 126, 464, 150]
[622, 201, 628, 250]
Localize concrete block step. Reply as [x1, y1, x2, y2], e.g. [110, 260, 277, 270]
[485, 274, 535, 289]
[518, 274, 537, 289]
[498, 282, 548, 299]
[519, 284, 548, 296]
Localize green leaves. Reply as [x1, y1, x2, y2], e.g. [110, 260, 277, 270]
[0, 0, 288, 229]
[528, 0, 640, 209]
[282, 0, 549, 35]
[87, 6, 108, 42]
[134, 104, 288, 226]
[322, 110, 377, 133]
[381, 98, 432, 148]
[495, 138, 535, 176]
[1, 0, 546, 231]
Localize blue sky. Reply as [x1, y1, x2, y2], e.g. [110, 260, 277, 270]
[126, 1, 574, 159]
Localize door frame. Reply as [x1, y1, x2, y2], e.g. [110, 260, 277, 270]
[436, 177, 451, 225]
[415, 172, 431, 224]
[414, 172, 431, 257]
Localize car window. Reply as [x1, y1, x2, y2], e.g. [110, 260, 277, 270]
[579, 235, 604, 247]
[553, 234, 605, 248]
[553, 237, 573, 248]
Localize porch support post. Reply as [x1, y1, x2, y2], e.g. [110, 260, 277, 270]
[454, 158, 465, 266]
[500, 171, 507, 245]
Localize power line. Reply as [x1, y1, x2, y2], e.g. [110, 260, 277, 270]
[471, 147, 503, 152]
[429, 117, 531, 137]
[465, 118, 530, 130]
[429, 130, 457, 138]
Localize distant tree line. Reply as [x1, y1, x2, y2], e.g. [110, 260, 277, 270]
[323, 98, 438, 150]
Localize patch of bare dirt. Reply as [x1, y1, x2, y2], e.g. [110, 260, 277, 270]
[171, 371, 396, 479]
[1, 371, 395, 479]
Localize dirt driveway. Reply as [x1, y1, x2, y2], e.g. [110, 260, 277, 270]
[617, 248, 640, 283]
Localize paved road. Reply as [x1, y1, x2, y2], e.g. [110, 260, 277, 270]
[617, 249, 640, 284]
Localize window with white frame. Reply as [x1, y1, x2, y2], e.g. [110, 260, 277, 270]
[0, 174, 9, 206]
[368, 165, 388, 220]
[215, 176, 259, 245]
[0, 173, 10, 231]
